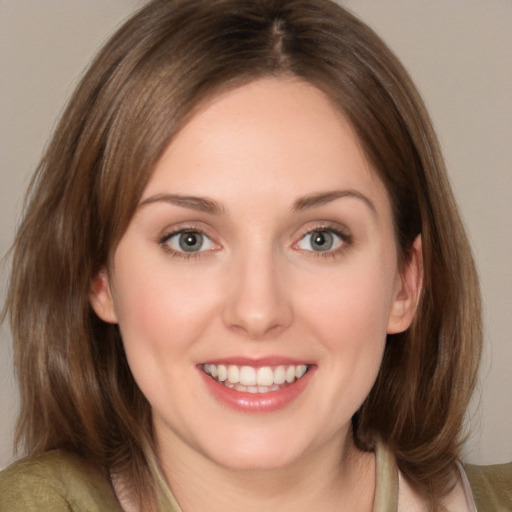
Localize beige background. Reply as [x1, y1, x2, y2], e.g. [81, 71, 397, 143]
[0, 1, 510, 469]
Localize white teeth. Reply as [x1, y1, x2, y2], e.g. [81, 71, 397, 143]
[227, 365, 239, 384]
[239, 366, 256, 386]
[203, 363, 309, 392]
[274, 366, 286, 385]
[285, 366, 296, 383]
[217, 364, 227, 382]
[296, 365, 307, 379]
[256, 367, 274, 386]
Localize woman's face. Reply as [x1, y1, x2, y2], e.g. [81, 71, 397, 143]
[91, 78, 420, 473]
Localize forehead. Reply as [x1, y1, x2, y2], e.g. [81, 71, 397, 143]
[142, 77, 389, 215]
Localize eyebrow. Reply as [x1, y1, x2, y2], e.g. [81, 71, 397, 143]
[138, 194, 225, 215]
[291, 189, 377, 215]
[138, 189, 376, 216]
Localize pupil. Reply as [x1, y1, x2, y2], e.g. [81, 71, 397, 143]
[312, 231, 333, 251]
[179, 232, 202, 252]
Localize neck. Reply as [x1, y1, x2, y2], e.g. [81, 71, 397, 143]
[156, 430, 376, 512]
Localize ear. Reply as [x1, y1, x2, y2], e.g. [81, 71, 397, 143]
[387, 235, 423, 334]
[89, 268, 118, 324]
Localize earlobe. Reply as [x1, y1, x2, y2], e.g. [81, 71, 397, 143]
[387, 235, 423, 334]
[89, 269, 118, 324]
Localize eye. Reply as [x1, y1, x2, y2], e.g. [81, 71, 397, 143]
[162, 230, 216, 254]
[295, 229, 346, 253]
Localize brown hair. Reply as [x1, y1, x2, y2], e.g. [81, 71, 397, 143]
[4, 0, 481, 508]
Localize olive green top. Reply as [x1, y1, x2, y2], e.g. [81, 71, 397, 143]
[0, 446, 510, 511]
[0, 451, 122, 511]
[464, 462, 512, 511]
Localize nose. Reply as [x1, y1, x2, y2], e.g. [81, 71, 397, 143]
[222, 250, 293, 340]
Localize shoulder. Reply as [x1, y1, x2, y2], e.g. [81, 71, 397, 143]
[464, 461, 512, 511]
[0, 450, 123, 511]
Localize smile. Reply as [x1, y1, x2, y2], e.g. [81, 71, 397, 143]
[202, 364, 309, 394]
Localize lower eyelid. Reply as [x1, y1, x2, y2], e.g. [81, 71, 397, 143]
[294, 227, 351, 249]
[158, 225, 351, 257]
[159, 229, 218, 253]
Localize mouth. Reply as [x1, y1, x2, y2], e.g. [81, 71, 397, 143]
[202, 363, 310, 394]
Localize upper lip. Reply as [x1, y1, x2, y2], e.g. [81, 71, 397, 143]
[199, 356, 313, 367]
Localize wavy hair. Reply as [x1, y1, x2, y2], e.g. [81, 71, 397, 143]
[4, 0, 481, 509]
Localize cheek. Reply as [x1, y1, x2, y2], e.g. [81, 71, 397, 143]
[314, 278, 389, 377]
[110, 268, 221, 411]
[294, 261, 395, 408]
[299, 261, 397, 343]
[111, 262, 222, 358]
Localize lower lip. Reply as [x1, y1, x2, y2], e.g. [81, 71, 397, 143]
[200, 368, 315, 413]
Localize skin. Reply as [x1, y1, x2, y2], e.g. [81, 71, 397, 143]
[91, 78, 422, 511]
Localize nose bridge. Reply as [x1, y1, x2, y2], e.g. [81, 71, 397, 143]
[223, 241, 292, 339]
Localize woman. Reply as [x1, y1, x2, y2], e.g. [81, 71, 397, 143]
[0, 0, 510, 510]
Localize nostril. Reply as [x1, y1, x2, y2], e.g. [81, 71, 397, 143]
[222, 255, 293, 338]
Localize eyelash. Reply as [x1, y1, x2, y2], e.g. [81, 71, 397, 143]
[158, 224, 352, 260]
[293, 225, 352, 259]
[159, 228, 217, 260]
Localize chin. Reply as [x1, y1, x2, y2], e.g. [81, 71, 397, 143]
[212, 449, 300, 473]
[198, 428, 313, 473]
